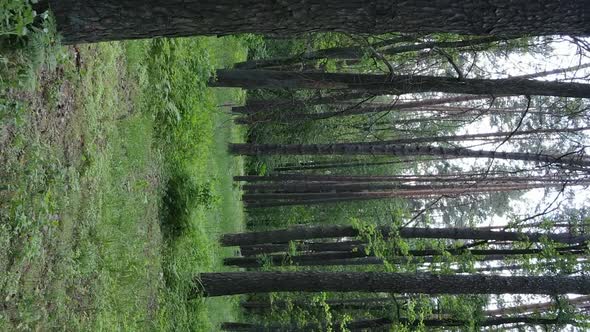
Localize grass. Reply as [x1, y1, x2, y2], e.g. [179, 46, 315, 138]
[1, 4, 248, 331]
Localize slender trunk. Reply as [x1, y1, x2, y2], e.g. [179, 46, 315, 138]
[224, 251, 368, 267]
[221, 316, 566, 331]
[243, 182, 548, 194]
[232, 91, 372, 114]
[240, 176, 577, 192]
[271, 157, 446, 172]
[404, 105, 555, 116]
[197, 272, 590, 297]
[484, 295, 590, 316]
[220, 224, 589, 247]
[236, 95, 489, 123]
[234, 36, 507, 69]
[242, 184, 549, 207]
[212, 70, 590, 98]
[514, 63, 590, 79]
[52, 0, 590, 44]
[236, 173, 571, 183]
[353, 317, 566, 329]
[243, 182, 423, 193]
[240, 240, 365, 256]
[234, 36, 415, 70]
[242, 183, 548, 201]
[239, 241, 584, 257]
[224, 250, 584, 268]
[229, 143, 590, 169]
[366, 126, 590, 145]
[240, 297, 402, 310]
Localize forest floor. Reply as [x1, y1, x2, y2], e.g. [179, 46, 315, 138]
[0, 12, 247, 331]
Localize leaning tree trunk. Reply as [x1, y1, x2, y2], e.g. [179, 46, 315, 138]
[212, 70, 590, 98]
[229, 143, 590, 169]
[196, 272, 590, 296]
[50, 0, 590, 43]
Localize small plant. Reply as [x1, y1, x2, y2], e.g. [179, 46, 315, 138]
[0, 0, 42, 37]
[194, 179, 220, 209]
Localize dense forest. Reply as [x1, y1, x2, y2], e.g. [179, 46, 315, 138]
[3, 1, 590, 331]
[209, 31, 590, 331]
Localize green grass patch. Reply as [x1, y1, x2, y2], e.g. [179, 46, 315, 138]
[1, 5, 249, 331]
[133, 36, 248, 331]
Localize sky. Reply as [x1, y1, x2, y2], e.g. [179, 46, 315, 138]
[419, 36, 590, 229]
[445, 37, 590, 327]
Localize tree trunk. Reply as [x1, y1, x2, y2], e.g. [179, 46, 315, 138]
[241, 184, 549, 206]
[221, 316, 566, 331]
[197, 272, 590, 296]
[243, 182, 546, 194]
[51, 0, 590, 44]
[240, 240, 365, 256]
[224, 250, 584, 268]
[234, 36, 507, 69]
[213, 70, 590, 98]
[220, 224, 589, 246]
[239, 241, 584, 257]
[237, 95, 490, 122]
[232, 91, 373, 114]
[243, 182, 423, 193]
[240, 297, 402, 310]
[237, 174, 574, 184]
[515, 63, 590, 79]
[484, 295, 590, 316]
[229, 143, 590, 169]
[270, 157, 446, 172]
[365, 126, 590, 145]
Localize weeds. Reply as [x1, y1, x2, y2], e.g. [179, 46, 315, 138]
[1, 6, 248, 331]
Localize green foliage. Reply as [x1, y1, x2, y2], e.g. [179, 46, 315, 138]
[0, 0, 36, 37]
[1, 7, 248, 329]
[133, 36, 248, 331]
[143, 38, 215, 170]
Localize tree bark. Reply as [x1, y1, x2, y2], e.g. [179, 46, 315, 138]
[484, 295, 590, 316]
[243, 182, 548, 195]
[239, 241, 584, 256]
[365, 126, 590, 145]
[270, 157, 446, 172]
[220, 224, 589, 246]
[229, 143, 590, 169]
[197, 272, 590, 296]
[240, 297, 402, 310]
[234, 36, 509, 69]
[51, 0, 590, 44]
[221, 316, 566, 331]
[231, 91, 373, 114]
[212, 69, 590, 98]
[224, 250, 584, 268]
[237, 95, 490, 122]
[241, 184, 549, 206]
